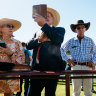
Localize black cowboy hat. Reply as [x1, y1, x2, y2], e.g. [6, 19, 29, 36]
[70, 20, 90, 32]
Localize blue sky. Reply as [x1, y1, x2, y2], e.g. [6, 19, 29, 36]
[0, 0, 96, 44]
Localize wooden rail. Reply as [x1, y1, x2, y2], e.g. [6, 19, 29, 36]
[0, 70, 96, 96]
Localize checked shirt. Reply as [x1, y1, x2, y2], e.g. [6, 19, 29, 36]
[61, 36, 96, 63]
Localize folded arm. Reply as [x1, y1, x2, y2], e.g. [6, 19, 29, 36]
[41, 24, 65, 46]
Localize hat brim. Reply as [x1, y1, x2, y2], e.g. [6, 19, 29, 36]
[0, 18, 21, 32]
[70, 22, 90, 32]
[47, 8, 60, 27]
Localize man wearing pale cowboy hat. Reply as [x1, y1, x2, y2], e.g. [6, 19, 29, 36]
[26, 6, 66, 96]
[61, 20, 96, 96]
[0, 18, 25, 96]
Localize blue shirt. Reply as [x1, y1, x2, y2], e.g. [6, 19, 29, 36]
[23, 48, 32, 56]
[61, 36, 96, 63]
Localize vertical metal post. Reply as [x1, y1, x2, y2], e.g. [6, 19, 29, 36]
[65, 75, 70, 96]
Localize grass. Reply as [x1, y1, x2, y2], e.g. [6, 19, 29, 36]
[41, 84, 96, 96]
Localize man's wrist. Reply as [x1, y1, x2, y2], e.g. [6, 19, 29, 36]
[67, 59, 71, 62]
[91, 60, 95, 64]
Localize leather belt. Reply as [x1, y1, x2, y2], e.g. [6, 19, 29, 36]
[74, 62, 88, 66]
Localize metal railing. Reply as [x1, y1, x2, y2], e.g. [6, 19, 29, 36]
[0, 70, 96, 96]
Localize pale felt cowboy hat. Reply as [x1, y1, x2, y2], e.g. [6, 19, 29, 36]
[47, 8, 60, 27]
[0, 18, 21, 32]
[70, 20, 90, 32]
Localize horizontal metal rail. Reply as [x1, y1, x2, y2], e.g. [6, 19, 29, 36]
[0, 70, 96, 96]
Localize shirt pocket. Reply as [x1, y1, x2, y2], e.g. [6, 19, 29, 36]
[85, 44, 92, 54]
[70, 45, 79, 54]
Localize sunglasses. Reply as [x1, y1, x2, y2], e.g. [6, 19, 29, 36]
[76, 26, 85, 30]
[6, 24, 15, 29]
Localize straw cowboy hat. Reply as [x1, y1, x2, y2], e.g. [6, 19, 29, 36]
[47, 8, 60, 27]
[0, 18, 21, 32]
[70, 20, 90, 32]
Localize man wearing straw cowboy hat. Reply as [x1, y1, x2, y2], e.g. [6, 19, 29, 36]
[61, 20, 96, 96]
[0, 18, 25, 96]
[26, 6, 66, 96]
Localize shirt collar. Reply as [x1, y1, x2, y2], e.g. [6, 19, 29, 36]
[74, 36, 87, 40]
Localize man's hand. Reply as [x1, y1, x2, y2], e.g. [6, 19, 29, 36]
[33, 14, 47, 27]
[87, 61, 94, 68]
[67, 59, 76, 67]
[38, 32, 51, 42]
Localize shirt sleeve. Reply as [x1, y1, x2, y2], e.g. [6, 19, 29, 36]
[28, 50, 32, 56]
[26, 32, 41, 50]
[91, 40, 96, 64]
[41, 23, 65, 46]
[60, 40, 70, 61]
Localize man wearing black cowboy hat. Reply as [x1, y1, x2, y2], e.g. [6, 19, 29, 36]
[61, 20, 96, 96]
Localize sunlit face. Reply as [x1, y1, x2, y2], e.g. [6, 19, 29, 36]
[75, 25, 86, 36]
[46, 12, 54, 26]
[1, 24, 14, 36]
